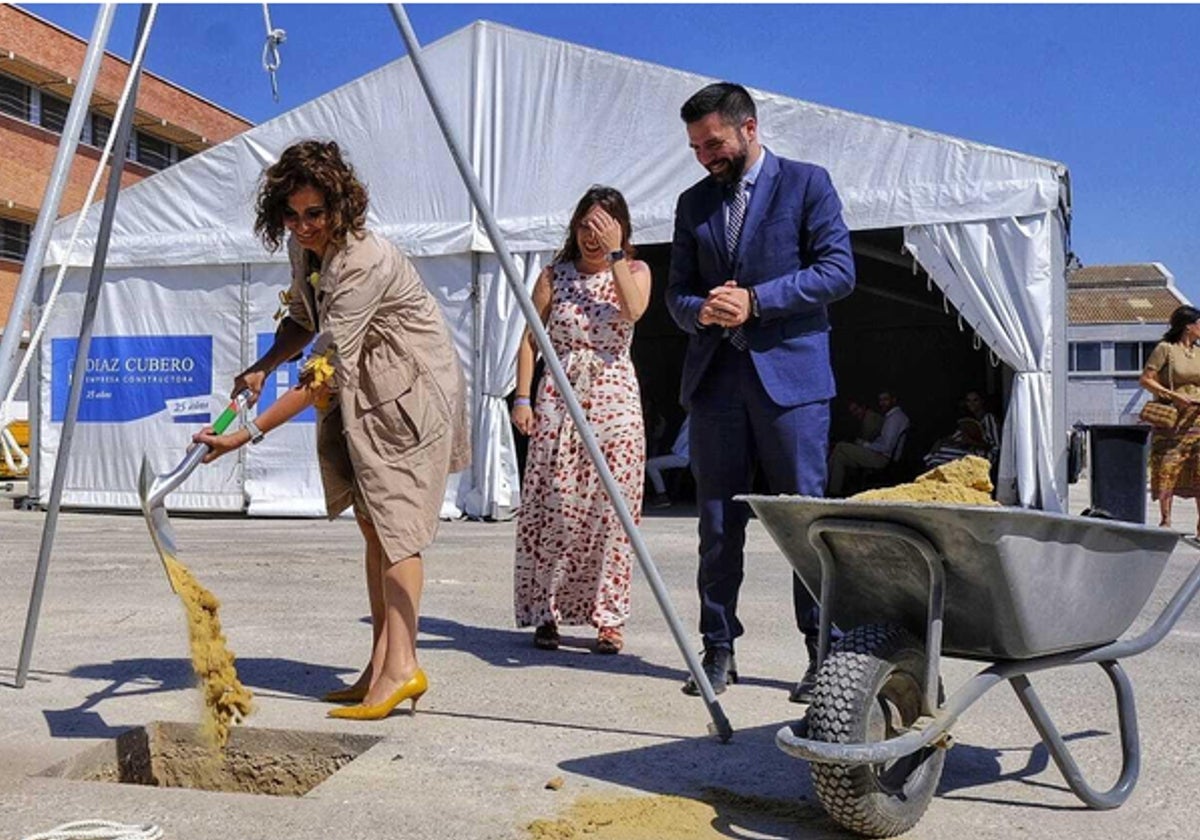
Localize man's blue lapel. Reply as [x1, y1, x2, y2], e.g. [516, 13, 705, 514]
[733, 149, 780, 275]
[701, 180, 732, 276]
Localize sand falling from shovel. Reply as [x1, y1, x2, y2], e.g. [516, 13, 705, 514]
[161, 555, 253, 748]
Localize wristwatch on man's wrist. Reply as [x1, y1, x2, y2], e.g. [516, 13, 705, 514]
[748, 288, 761, 319]
[244, 416, 265, 445]
[606, 248, 626, 265]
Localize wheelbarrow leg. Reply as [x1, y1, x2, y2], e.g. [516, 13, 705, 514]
[1009, 660, 1140, 810]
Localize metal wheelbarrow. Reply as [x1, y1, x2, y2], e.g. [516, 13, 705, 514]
[742, 495, 1198, 838]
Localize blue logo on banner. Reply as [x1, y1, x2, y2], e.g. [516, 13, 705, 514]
[51, 335, 213, 423]
[257, 333, 316, 423]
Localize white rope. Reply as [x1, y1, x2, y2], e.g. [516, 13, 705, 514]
[0, 5, 159, 438]
[261, 4, 286, 102]
[20, 820, 163, 840]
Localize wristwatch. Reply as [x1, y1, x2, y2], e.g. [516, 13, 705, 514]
[606, 248, 626, 265]
[244, 416, 265, 445]
[748, 287, 761, 319]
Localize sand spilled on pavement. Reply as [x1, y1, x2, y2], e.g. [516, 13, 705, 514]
[527, 788, 824, 839]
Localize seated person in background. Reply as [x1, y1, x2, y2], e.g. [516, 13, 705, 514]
[923, 390, 1000, 468]
[646, 415, 690, 508]
[847, 397, 883, 443]
[826, 390, 910, 497]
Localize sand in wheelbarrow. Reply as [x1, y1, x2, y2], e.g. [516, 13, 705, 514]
[163, 555, 254, 749]
[851, 454, 999, 505]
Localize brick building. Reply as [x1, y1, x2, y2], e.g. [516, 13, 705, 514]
[0, 5, 252, 335]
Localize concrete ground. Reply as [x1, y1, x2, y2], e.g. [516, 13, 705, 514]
[2, 478, 1199, 840]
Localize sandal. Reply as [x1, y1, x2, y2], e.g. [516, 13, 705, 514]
[595, 626, 623, 655]
[533, 622, 560, 650]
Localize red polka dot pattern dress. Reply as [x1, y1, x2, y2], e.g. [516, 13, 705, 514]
[514, 261, 645, 631]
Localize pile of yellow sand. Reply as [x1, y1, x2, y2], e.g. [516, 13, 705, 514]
[851, 454, 999, 506]
[527, 789, 821, 839]
[163, 555, 253, 748]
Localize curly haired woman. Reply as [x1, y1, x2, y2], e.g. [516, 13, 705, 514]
[195, 140, 469, 719]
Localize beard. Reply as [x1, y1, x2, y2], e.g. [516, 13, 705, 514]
[709, 133, 750, 185]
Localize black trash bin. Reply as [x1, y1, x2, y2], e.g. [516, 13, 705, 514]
[1087, 424, 1151, 524]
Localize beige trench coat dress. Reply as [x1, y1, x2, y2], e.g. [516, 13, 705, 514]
[286, 230, 470, 562]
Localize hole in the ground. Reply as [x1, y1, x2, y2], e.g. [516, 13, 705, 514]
[41, 721, 381, 796]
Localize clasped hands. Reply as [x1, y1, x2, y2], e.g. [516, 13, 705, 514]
[698, 280, 751, 328]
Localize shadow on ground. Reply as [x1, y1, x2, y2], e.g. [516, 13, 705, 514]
[549, 720, 1099, 837]
[34, 656, 353, 739]
[420, 615, 795, 693]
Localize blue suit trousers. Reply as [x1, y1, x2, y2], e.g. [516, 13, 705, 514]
[689, 341, 830, 650]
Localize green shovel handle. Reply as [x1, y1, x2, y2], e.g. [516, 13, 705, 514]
[211, 389, 252, 435]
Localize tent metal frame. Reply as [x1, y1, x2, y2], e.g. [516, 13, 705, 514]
[14, 4, 156, 689]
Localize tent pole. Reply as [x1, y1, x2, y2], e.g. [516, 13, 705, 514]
[15, 4, 156, 689]
[0, 5, 117, 412]
[389, 4, 733, 742]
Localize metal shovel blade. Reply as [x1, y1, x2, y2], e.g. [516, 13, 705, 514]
[137, 391, 250, 592]
[138, 448, 204, 593]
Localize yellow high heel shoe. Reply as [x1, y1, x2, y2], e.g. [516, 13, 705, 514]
[327, 670, 427, 720]
[321, 684, 369, 704]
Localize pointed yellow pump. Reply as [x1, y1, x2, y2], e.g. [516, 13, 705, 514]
[327, 670, 428, 720]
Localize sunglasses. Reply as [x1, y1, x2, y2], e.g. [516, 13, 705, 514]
[283, 206, 327, 224]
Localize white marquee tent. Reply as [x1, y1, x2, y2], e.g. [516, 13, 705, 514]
[33, 20, 1070, 518]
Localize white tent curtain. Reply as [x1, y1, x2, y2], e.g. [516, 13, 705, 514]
[460, 250, 549, 519]
[903, 212, 1065, 511]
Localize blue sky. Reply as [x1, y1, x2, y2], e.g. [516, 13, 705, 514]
[22, 3, 1200, 302]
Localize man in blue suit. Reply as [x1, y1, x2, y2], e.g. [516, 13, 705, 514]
[666, 82, 855, 702]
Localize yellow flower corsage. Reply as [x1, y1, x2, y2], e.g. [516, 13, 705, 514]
[308, 271, 320, 288]
[299, 348, 336, 410]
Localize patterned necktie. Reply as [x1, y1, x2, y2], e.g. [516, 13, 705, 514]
[726, 181, 749, 350]
[726, 180, 748, 260]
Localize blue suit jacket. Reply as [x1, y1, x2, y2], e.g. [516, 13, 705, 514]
[666, 149, 855, 408]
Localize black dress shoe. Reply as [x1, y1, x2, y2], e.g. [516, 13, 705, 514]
[681, 647, 738, 696]
[789, 660, 818, 704]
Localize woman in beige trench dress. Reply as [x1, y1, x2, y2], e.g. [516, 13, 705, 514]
[196, 140, 469, 720]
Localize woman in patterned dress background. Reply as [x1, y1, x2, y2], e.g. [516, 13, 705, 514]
[511, 186, 651, 654]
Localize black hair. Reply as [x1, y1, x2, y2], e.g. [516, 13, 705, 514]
[680, 82, 757, 126]
[1164, 305, 1200, 343]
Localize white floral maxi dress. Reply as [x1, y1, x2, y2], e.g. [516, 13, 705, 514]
[514, 261, 645, 630]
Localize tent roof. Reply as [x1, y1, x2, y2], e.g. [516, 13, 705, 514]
[46, 20, 1069, 269]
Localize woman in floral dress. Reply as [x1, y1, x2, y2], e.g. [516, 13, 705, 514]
[511, 186, 651, 654]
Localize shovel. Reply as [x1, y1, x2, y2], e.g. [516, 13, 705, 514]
[138, 390, 251, 592]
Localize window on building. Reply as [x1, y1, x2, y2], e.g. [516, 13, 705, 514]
[1070, 342, 1102, 372]
[39, 93, 70, 134]
[1114, 342, 1141, 372]
[0, 73, 32, 121]
[134, 130, 173, 171]
[0, 218, 32, 262]
[90, 112, 112, 148]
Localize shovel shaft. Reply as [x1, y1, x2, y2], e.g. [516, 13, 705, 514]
[210, 395, 243, 436]
[143, 390, 251, 508]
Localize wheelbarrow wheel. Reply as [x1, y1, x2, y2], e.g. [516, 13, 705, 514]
[807, 623, 945, 838]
